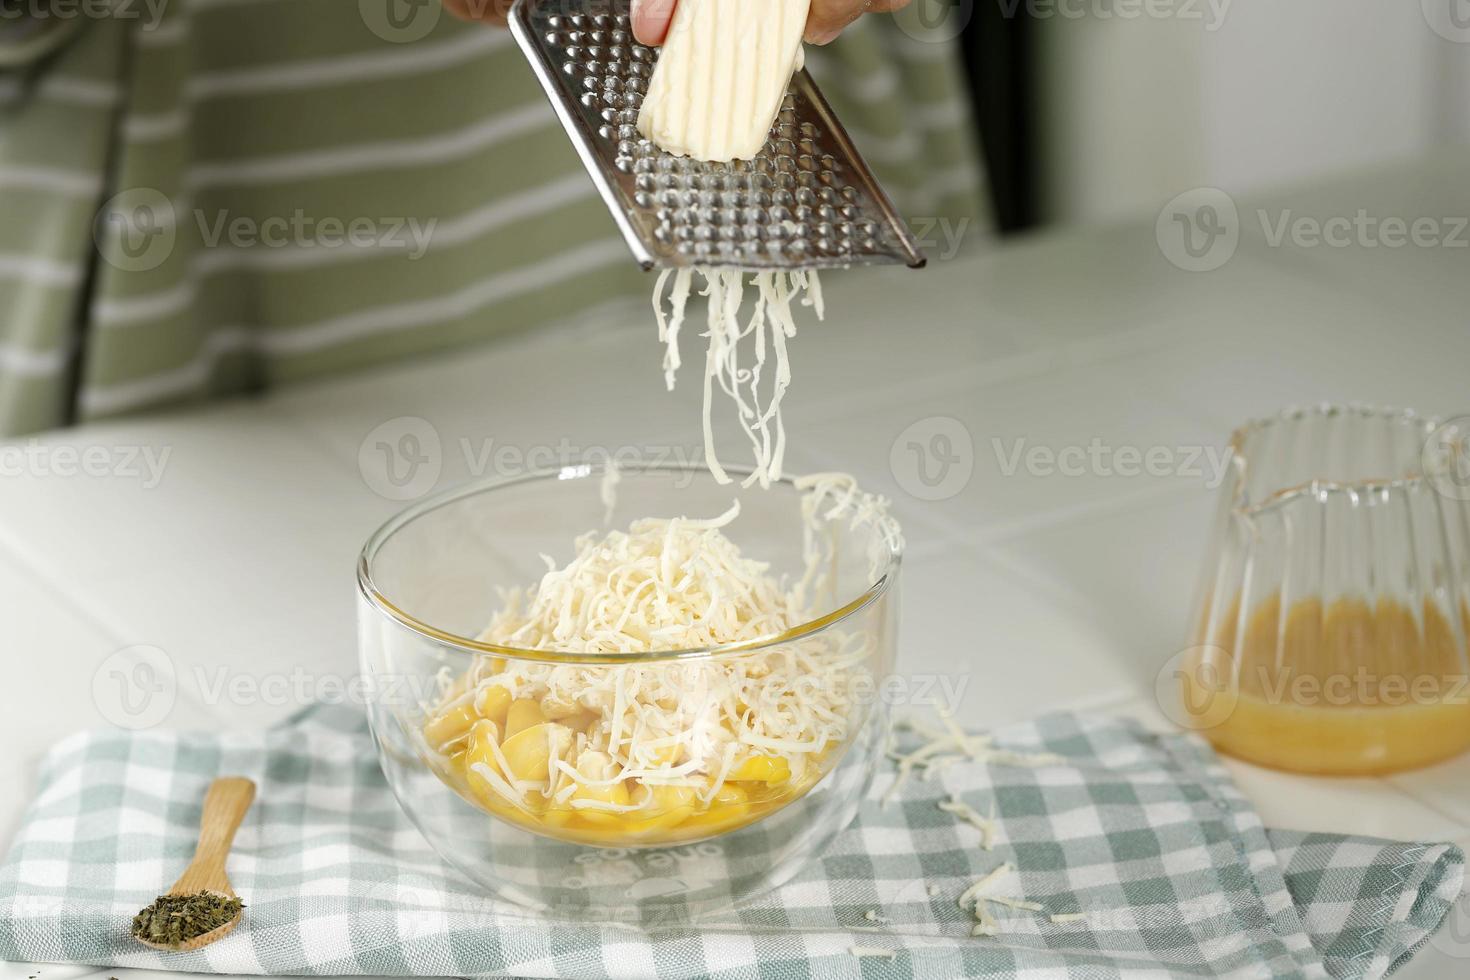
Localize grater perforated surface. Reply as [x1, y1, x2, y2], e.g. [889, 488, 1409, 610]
[510, 0, 926, 271]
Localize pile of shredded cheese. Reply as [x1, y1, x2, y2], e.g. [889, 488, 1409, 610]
[424, 473, 898, 828]
[481, 500, 794, 654]
[653, 267, 824, 489]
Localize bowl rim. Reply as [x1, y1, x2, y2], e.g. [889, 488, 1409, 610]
[356, 460, 903, 665]
[1227, 403, 1460, 517]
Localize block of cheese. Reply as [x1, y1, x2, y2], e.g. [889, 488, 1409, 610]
[637, 0, 812, 162]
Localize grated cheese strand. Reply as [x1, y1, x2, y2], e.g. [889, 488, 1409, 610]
[849, 946, 898, 960]
[599, 458, 621, 526]
[882, 708, 1063, 810]
[957, 862, 1015, 910]
[938, 795, 999, 852]
[655, 267, 823, 488]
[971, 903, 1000, 938]
[985, 896, 1044, 913]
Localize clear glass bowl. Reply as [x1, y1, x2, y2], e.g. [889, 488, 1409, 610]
[357, 461, 901, 921]
[1176, 405, 1470, 774]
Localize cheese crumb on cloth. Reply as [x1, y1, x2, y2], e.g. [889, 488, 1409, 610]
[0, 711, 1461, 979]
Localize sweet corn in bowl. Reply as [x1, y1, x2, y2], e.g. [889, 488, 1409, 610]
[358, 462, 901, 919]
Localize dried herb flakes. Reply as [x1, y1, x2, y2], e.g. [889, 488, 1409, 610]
[131, 892, 243, 948]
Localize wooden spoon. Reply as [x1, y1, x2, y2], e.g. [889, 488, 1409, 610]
[134, 776, 256, 952]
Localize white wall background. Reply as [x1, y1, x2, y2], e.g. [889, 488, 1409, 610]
[1036, 0, 1470, 224]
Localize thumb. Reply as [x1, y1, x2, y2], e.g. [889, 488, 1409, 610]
[632, 0, 677, 46]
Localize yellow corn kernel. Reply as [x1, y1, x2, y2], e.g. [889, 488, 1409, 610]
[646, 743, 684, 767]
[621, 804, 697, 839]
[461, 720, 507, 808]
[475, 685, 513, 730]
[712, 783, 748, 807]
[576, 810, 624, 827]
[499, 722, 573, 782]
[730, 754, 791, 785]
[636, 783, 697, 816]
[680, 802, 753, 836]
[569, 751, 628, 799]
[541, 695, 586, 721]
[463, 719, 501, 771]
[436, 751, 470, 794]
[423, 702, 478, 750]
[558, 710, 599, 733]
[540, 806, 574, 828]
[505, 698, 546, 739]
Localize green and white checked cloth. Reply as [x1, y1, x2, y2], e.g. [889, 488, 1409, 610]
[0, 706, 1462, 979]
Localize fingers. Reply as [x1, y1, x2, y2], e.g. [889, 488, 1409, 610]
[806, 0, 912, 45]
[630, 0, 911, 49]
[442, 0, 511, 25]
[631, 0, 679, 45]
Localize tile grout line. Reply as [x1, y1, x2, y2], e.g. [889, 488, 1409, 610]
[1381, 777, 1470, 836]
[1366, 779, 1470, 837]
[0, 530, 133, 643]
[1048, 687, 1150, 719]
[787, 302, 1226, 434]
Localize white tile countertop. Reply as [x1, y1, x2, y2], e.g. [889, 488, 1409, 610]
[3, 149, 1470, 978]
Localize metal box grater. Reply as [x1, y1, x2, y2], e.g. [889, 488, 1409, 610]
[509, 0, 926, 271]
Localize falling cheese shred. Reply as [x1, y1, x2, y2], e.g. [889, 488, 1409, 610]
[654, 267, 823, 489]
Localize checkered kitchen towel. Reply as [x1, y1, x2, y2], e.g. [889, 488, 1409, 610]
[0, 706, 1462, 979]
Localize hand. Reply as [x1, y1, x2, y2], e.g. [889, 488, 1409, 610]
[631, 0, 913, 47]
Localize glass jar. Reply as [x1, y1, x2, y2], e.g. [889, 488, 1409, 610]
[1176, 405, 1470, 774]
